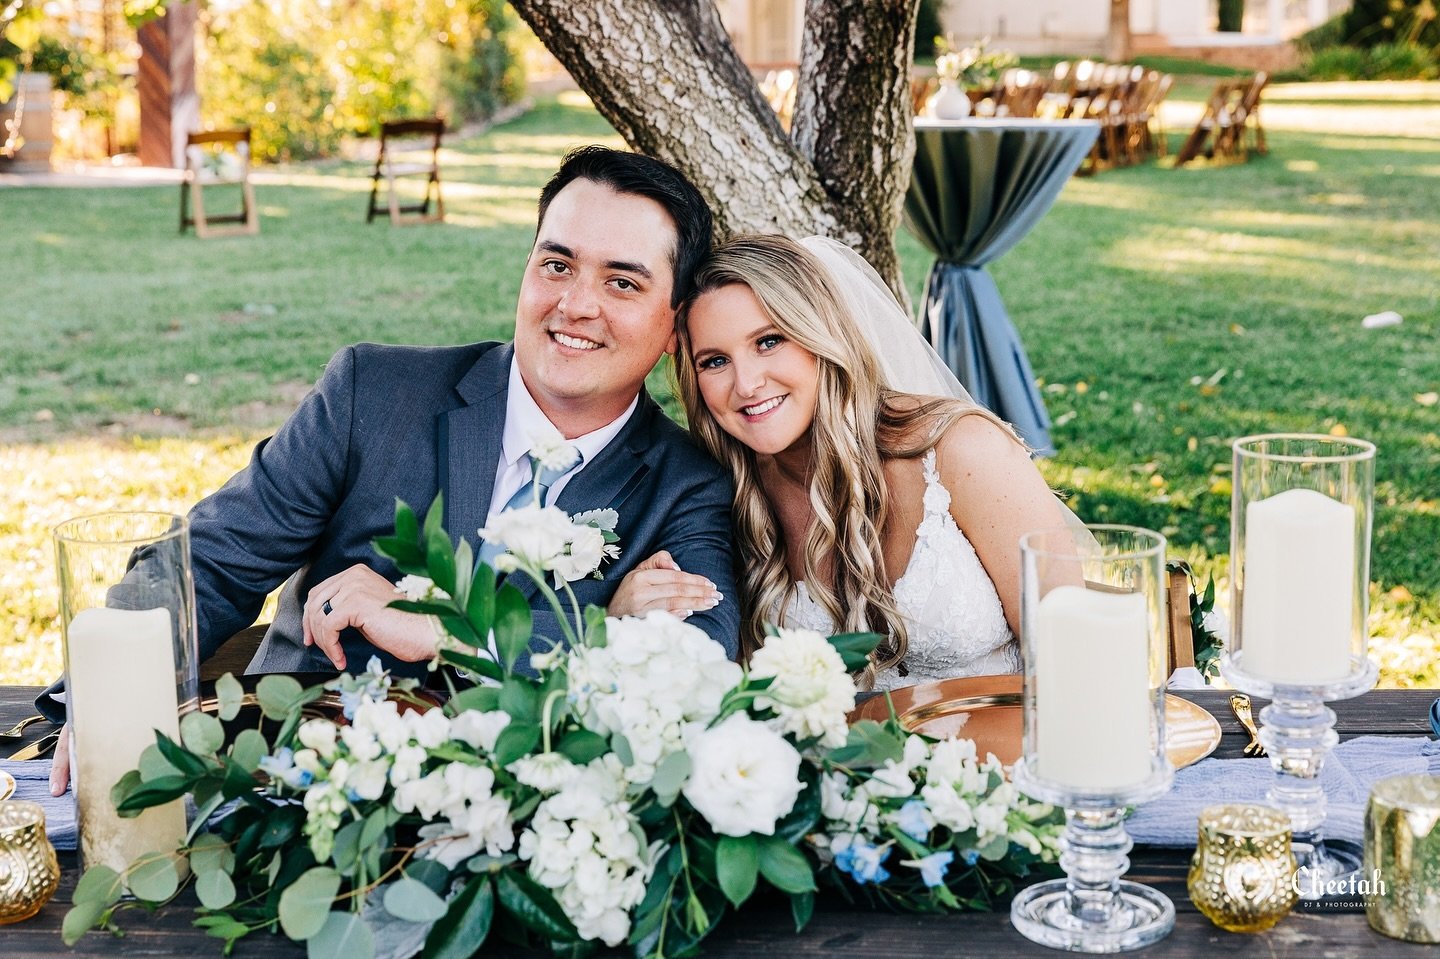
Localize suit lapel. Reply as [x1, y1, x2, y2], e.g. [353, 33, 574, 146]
[441, 344, 512, 548]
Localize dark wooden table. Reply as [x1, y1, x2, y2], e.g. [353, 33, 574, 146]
[2, 686, 1434, 957]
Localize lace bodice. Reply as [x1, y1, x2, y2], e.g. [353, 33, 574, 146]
[779, 450, 1018, 690]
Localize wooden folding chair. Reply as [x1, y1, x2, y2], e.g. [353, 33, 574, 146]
[180, 129, 259, 238]
[366, 117, 445, 226]
[1175, 73, 1267, 167]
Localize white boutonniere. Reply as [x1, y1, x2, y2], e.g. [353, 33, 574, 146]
[527, 423, 580, 473]
[478, 504, 621, 587]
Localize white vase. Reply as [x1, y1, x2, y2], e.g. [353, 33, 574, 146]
[926, 80, 972, 120]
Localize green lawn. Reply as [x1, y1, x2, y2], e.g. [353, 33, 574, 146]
[3, 86, 1437, 687]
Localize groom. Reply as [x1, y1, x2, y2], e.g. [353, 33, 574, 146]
[41, 145, 737, 735]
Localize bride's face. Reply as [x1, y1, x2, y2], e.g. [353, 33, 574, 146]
[686, 283, 820, 456]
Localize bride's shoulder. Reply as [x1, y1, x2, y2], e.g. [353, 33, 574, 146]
[933, 411, 1030, 477]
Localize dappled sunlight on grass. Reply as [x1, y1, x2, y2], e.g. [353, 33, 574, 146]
[1107, 228, 1427, 274]
[0, 435, 266, 686]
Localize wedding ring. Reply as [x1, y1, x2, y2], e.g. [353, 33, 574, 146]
[322, 599, 334, 616]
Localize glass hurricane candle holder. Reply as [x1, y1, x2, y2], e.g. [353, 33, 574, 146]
[1010, 525, 1175, 953]
[1187, 804, 1298, 932]
[0, 801, 62, 924]
[55, 512, 200, 872]
[1223, 434, 1377, 897]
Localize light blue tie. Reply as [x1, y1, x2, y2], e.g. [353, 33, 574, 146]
[480, 451, 581, 567]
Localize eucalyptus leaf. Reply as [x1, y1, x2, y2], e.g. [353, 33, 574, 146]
[650, 749, 691, 806]
[360, 807, 388, 850]
[61, 900, 107, 945]
[72, 864, 124, 906]
[190, 833, 236, 876]
[126, 851, 181, 902]
[257, 674, 305, 720]
[611, 733, 634, 766]
[215, 672, 245, 722]
[231, 728, 269, 773]
[278, 866, 342, 940]
[307, 910, 375, 959]
[384, 877, 449, 923]
[181, 711, 225, 755]
[404, 858, 450, 893]
[196, 868, 237, 909]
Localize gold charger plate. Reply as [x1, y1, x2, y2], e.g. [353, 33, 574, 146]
[0, 769, 15, 801]
[849, 675, 1221, 769]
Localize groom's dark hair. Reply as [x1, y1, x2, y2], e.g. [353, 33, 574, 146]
[537, 145, 714, 307]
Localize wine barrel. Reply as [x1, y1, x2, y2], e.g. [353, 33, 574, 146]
[0, 72, 54, 173]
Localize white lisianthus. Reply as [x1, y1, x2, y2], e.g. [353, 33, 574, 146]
[527, 424, 581, 473]
[682, 713, 804, 837]
[747, 626, 856, 747]
[394, 574, 450, 603]
[549, 523, 607, 585]
[567, 612, 742, 783]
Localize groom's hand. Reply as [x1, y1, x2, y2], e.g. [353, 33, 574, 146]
[303, 565, 439, 669]
[608, 551, 724, 620]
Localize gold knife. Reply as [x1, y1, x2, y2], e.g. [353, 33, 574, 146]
[6, 731, 60, 762]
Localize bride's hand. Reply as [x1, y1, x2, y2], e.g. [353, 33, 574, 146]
[608, 551, 724, 620]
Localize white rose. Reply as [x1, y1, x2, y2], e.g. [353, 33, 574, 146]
[478, 505, 576, 567]
[682, 713, 804, 837]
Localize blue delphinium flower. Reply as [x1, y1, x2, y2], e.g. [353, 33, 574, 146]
[337, 656, 391, 720]
[894, 799, 934, 841]
[258, 747, 313, 789]
[960, 847, 980, 867]
[835, 837, 892, 885]
[904, 850, 955, 888]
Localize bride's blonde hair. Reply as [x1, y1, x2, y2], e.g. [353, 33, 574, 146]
[674, 234, 1011, 683]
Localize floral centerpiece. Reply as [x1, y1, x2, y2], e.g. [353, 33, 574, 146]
[64, 490, 1063, 958]
[934, 35, 1018, 91]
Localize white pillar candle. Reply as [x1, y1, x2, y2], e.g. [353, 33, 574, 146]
[67, 606, 187, 872]
[1034, 585, 1152, 790]
[1241, 487, 1354, 684]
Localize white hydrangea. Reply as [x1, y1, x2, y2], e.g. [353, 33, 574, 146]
[517, 757, 652, 946]
[567, 612, 742, 784]
[682, 713, 804, 837]
[747, 626, 856, 748]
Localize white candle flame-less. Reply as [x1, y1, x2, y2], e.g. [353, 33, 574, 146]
[66, 607, 187, 871]
[1034, 585, 1151, 790]
[1241, 488, 1354, 684]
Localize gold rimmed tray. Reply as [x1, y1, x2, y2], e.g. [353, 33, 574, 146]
[0, 769, 15, 801]
[849, 674, 1221, 769]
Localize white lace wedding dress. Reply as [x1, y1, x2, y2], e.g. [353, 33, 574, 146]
[779, 450, 1019, 691]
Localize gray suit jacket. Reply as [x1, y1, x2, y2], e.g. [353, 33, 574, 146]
[197, 340, 739, 677]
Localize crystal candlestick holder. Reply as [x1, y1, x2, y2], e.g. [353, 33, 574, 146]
[1226, 433, 1377, 898]
[1010, 525, 1175, 952]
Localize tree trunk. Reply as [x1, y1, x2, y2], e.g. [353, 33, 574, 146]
[1106, 0, 1131, 63]
[509, 0, 921, 300]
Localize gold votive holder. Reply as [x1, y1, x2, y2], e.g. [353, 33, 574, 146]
[1365, 774, 1440, 943]
[0, 800, 62, 924]
[1187, 803, 1298, 932]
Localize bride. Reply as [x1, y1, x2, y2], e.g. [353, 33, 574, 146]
[668, 234, 1072, 689]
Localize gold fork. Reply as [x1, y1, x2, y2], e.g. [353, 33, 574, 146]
[1229, 694, 1266, 757]
[0, 714, 45, 741]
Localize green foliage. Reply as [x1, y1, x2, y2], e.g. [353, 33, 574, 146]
[1343, 0, 1440, 48]
[199, 0, 525, 162]
[1302, 42, 1439, 79]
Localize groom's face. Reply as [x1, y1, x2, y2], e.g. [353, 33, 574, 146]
[514, 178, 678, 432]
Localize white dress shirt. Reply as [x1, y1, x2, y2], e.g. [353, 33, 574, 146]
[485, 355, 639, 526]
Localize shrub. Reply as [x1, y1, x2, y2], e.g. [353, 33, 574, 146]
[1302, 41, 1439, 80]
[1342, 0, 1440, 48]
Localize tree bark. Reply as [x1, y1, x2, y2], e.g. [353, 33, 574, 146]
[1106, 0, 1131, 63]
[509, 0, 921, 299]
